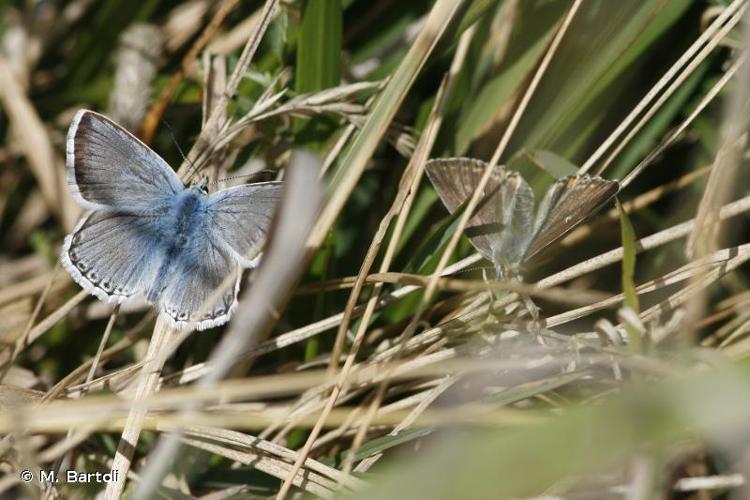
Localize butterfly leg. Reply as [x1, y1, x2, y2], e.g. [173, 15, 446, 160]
[496, 266, 544, 335]
[481, 267, 500, 327]
[517, 290, 549, 345]
[521, 294, 541, 323]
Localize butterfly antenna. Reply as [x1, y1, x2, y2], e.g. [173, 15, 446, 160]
[452, 264, 494, 276]
[210, 170, 278, 187]
[162, 120, 200, 181]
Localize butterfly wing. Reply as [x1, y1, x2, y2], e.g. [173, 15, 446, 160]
[523, 175, 619, 262]
[206, 182, 283, 266]
[159, 230, 241, 330]
[61, 210, 162, 303]
[67, 109, 184, 211]
[425, 158, 535, 267]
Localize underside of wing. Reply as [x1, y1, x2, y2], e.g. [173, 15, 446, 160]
[524, 175, 619, 262]
[61, 210, 162, 303]
[67, 109, 184, 211]
[425, 158, 534, 266]
[207, 182, 283, 267]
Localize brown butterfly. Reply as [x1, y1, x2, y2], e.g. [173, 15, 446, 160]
[425, 157, 619, 279]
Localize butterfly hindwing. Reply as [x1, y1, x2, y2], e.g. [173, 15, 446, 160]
[159, 228, 242, 330]
[61, 210, 162, 303]
[523, 175, 619, 261]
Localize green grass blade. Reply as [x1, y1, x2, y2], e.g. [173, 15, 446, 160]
[309, 0, 464, 247]
[618, 198, 642, 352]
[296, 0, 342, 93]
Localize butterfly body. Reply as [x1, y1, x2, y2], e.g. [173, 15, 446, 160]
[425, 157, 619, 279]
[62, 110, 283, 330]
[144, 186, 206, 304]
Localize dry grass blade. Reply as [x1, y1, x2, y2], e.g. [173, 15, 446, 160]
[537, 194, 750, 290]
[44, 314, 153, 402]
[337, 3, 584, 471]
[0, 272, 68, 308]
[5, 356, 630, 431]
[354, 376, 456, 472]
[0, 54, 77, 229]
[103, 319, 181, 499]
[155, 254, 483, 388]
[3, 403, 543, 434]
[643, 245, 750, 343]
[622, 47, 745, 189]
[546, 243, 750, 331]
[179, 0, 280, 179]
[684, 10, 750, 336]
[174, 425, 366, 491]
[368, 271, 609, 306]
[140, 0, 241, 143]
[0, 290, 88, 370]
[101, 3, 281, 496]
[183, 434, 339, 497]
[281, 48, 459, 496]
[582, 0, 748, 174]
[244, 81, 378, 122]
[271, 3, 465, 492]
[0, 265, 62, 378]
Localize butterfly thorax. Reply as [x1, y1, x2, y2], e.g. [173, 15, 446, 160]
[146, 187, 209, 303]
[170, 188, 208, 247]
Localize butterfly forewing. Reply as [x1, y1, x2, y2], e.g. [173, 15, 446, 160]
[425, 158, 535, 266]
[523, 175, 619, 261]
[207, 182, 283, 267]
[67, 109, 184, 211]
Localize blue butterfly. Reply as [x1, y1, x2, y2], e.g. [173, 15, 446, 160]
[61, 110, 282, 330]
